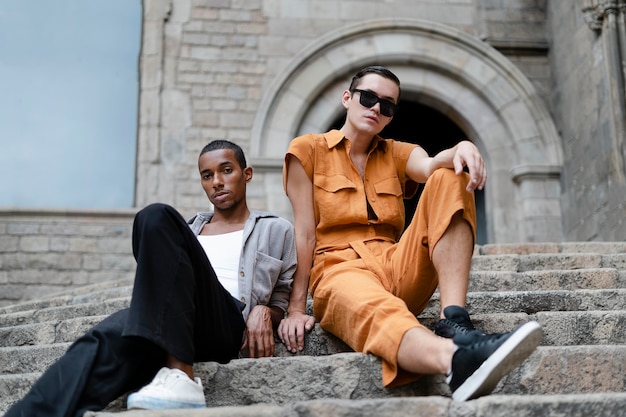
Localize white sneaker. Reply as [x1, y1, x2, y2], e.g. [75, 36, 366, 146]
[127, 367, 207, 409]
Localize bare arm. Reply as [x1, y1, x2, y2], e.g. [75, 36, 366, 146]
[278, 155, 316, 353]
[405, 140, 486, 191]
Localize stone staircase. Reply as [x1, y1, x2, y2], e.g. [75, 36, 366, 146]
[1, 242, 625, 416]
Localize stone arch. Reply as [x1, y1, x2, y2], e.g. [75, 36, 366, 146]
[250, 19, 563, 243]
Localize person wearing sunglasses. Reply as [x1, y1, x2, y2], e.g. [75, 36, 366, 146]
[279, 65, 542, 401]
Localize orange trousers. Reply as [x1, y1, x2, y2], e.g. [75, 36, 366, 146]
[311, 168, 477, 387]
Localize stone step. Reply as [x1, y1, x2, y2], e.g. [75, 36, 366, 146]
[470, 252, 626, 272]
[200, 345, 626, 399]
[0, 343, 71, 375]
[2, 281, 625, 331]
[0, 315, 106, 347]
[455, 288, 626, 316]
[3, 346, 625, 415]
[416, 289, 626, 319]
[1, 287, 624, 341]
[3, 316, 624, 380]
[0, 278, 134, 315]
[423, 310, 626, 346]
[2, 309, 625, 350]
[468, 268, 625, 292]
[0, 373, 39, 414]
[1, 243, 623, 318]
[2, 242, 625, 415]
[0, 297, 129, 329]
[82, 392, 626, 417]
[478, 242, 626, 255]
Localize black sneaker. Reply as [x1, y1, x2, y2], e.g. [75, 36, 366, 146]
[434, 305, 484, 338]
[448, 321, 543, 401]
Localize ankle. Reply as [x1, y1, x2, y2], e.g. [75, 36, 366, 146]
[442, 339, 458, 375]
[165, 356, 194, 380]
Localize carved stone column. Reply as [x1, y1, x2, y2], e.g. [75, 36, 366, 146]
[582, 0, 626, 181]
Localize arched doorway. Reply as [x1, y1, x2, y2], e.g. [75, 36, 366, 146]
[329, 100, 487, 244]
[250, 18, 563, 243]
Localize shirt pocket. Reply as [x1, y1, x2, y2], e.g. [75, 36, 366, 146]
[373, 176, 404, 221]
[314, 174, 361, 224]
[251, 251, 283, 306]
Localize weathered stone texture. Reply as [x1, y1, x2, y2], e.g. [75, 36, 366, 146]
[0, 211, 136, 306]
[480, 0, 547, 45]
[547, 1, 626, 241]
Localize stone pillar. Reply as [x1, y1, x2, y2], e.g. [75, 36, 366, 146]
[582, 0, 626, 181]
[510, 165, 563, 242]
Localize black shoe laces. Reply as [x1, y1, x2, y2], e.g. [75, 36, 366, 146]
[440, 318, 476, 334]
[458, 330, 508, 349]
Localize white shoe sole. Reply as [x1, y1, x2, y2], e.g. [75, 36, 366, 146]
[127, 393, 206, 410]
[452, 321, 543, 401]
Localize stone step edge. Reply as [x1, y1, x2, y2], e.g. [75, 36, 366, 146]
[3, 267, 624, 317]
[0, 278, 134, 315]
[3, 287, 626, 330]
[4, 347, 626, 414]
[2, 243, 625, 315]
[3, 310, 626, 349]
[3, 345, 625, 380]
[478, 241, 626, 255]
[83, 392, 626, 417]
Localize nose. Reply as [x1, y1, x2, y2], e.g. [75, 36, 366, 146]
[212, 173, 224, 187]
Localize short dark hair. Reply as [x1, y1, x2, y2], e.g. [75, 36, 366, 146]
[348, 65, 401, 98]
[199, 140, 247, 169]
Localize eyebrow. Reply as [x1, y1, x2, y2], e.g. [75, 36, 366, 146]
[199, 160, 235, 174]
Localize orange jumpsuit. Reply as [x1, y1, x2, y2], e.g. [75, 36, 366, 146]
[284, 129, 476, 387]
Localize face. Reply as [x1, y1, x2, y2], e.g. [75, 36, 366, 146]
[342, 73, 400, 136]
[198, 149, 252, 211]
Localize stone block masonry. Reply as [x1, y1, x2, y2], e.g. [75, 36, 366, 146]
[0, 209, 137, 307]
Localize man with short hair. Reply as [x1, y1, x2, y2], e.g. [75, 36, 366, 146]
[279, 65, 542, 401]
[5, 140, 297, 416]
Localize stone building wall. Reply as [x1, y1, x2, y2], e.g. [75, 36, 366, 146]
[136, 0, 492, 217]
[0, 210, 136, 307]
[137, 0, 561, 241]
[1, 0, 624, 306]
[547, 0, 626, 240]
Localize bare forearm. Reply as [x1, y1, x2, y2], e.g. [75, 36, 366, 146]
[287, 225, 314, 311]
[429, 146, 457, 173]
[287, 244, 313, 315]
[411, 141, 473, 181]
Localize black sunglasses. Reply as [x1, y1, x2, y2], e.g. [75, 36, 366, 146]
[351, 89, 398, 117]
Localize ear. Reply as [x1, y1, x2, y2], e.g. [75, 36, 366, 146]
[244, 166, 253, 183]
[341, 89, 352, 110]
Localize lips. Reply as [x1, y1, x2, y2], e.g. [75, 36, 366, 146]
[212, 190, 229, 201]
[364, 114, 379, 123]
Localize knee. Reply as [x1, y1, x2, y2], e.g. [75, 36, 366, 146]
[135, 203, 177, 228]
[133, 204, 184, 245]
[430, 167, 467, 183]
[428, 168, 470, 192]
[138, 203, 175, 218]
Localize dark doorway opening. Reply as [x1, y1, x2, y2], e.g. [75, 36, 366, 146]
[329, 100, 487, 244]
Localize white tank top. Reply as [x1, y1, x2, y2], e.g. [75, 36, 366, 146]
[196, 229, 243, 299]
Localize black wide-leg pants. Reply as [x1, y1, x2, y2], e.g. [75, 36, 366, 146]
[5, 203, 246, 417]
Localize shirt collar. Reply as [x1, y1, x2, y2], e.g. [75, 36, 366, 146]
[325, 129, 387, 152]
[324, 129, 346, 148]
